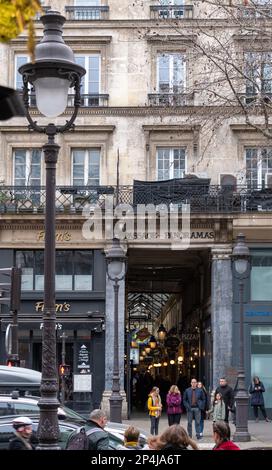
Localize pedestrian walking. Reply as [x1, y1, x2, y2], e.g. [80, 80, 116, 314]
[8, 417, 35, 450]
[215, 377, 234, 423]
[212, 421, 240, 451]
[86, 409, 109, 450]
[207, 392, 225, 422]
[183, 378, 205, 440]
[147, 386, 162, 435]
[197, 381, 209, 436]
[166, 385, 182, 426]
[249, 376, 270, 422]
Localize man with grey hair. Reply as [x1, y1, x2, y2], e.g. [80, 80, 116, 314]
[87, 409, 109, 450]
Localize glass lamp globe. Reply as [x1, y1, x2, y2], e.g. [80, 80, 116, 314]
[34, 77, 70, 118]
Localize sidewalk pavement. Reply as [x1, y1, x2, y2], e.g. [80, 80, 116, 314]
[122, 413, 272, 450]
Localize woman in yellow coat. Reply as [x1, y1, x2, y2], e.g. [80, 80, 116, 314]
[148, 386, 162, 435]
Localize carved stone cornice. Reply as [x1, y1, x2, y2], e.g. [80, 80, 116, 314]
[146, 34, 197, 43]
[0, 125, 115, 133]
[142, 124, 200, 133]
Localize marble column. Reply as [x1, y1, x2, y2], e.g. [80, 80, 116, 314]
[101, 271, 127, 419]
[211, 247, 233, 389]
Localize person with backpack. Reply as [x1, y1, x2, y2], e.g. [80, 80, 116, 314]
[66, 409, 109, 450]
[116, 426, 142, 450]
[86, 409, 109, 450]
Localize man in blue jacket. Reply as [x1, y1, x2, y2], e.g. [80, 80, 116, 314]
[183, 378, 205, 440]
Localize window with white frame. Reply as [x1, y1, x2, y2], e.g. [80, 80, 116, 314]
[157, 52, 186, 94]
[15, 55, 28, 91]
[157, 148, 186, 180]
[245, 52, 272, 95]
[245, 147, 272, 188]
[72, 149, 100, 186]
[14, 149, 42, 186]
[72, 55, 100, 106]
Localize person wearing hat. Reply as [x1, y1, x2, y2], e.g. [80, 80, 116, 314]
[9, 417, 35, 450]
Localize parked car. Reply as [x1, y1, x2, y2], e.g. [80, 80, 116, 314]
[0, 366, 41, 396]
[0, 393, 147, 449]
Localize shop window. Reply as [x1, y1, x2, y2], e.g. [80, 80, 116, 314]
[16, 250, 93, 291]
[251, 326, 272, 408]
[251, 250, 272, 301]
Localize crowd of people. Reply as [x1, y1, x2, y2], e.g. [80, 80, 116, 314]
[8, 374, 270, 451]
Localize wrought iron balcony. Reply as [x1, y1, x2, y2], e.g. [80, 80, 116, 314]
[238, 5, 272, 19]
[150, 5, 193, 20]
[1, 185, 272, 214]
[148, 93, 194, 106]
[67, 93, 109, 107]
[237, 92, 272, 105]
[65, 5, 109, 20]
[17, 91, 109, 108]
[35, 5, 51, 20]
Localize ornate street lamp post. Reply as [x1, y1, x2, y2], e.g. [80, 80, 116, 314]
[105, 238, 127, 423]
[232, 233, 251, 442]
[19, 11, 85, 449]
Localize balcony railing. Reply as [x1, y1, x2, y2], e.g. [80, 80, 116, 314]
[17, 91, 109, 108]
[237, 92, 272, 105]
[148, 93, 194, 106]
[238, 5, 272, 19]
[1, 185, 272, 214]
[65, 5, 109, 20]
[150, 5, 193, 20]
[35, 5, 51, 20]
[67, 93, 109, 107]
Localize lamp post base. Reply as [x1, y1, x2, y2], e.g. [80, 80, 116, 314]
[233, 431, 251, 442]
[233, 388, 251, 442]
[109, 392, 123, 423]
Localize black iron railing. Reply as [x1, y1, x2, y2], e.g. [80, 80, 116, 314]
[65, 5, 109, 20]
[238, 5, 272, 19]
[238, 92, 272, 105]
[17, 91, 109, 108]
[148, 93, 194, 106]
[1, 185, 272, 213]
[67, 93, 109, 107]
[150, 5, 193, 19]
[35, 5, 51, 20]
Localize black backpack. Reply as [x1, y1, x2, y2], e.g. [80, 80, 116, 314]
[66, 427, 89, 450]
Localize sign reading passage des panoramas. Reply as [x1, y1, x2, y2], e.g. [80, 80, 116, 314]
[77, 343, 91, 374]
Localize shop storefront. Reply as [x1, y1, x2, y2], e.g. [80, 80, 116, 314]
[233, 249, 272, 413]
[0, 248, 106, 413]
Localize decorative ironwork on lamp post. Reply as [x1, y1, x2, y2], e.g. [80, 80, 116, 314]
[232, 233, 251, 442]
[105, 238, 127, 423]
[19, 10, 85, 449]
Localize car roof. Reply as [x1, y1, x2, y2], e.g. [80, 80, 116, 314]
[0, 366, 41, 390]
[0, 395, 39, 404]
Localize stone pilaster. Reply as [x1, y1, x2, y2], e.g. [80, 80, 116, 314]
[211, 247, 233, 389]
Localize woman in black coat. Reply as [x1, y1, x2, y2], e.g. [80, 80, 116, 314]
[249, 376, 270, 422]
